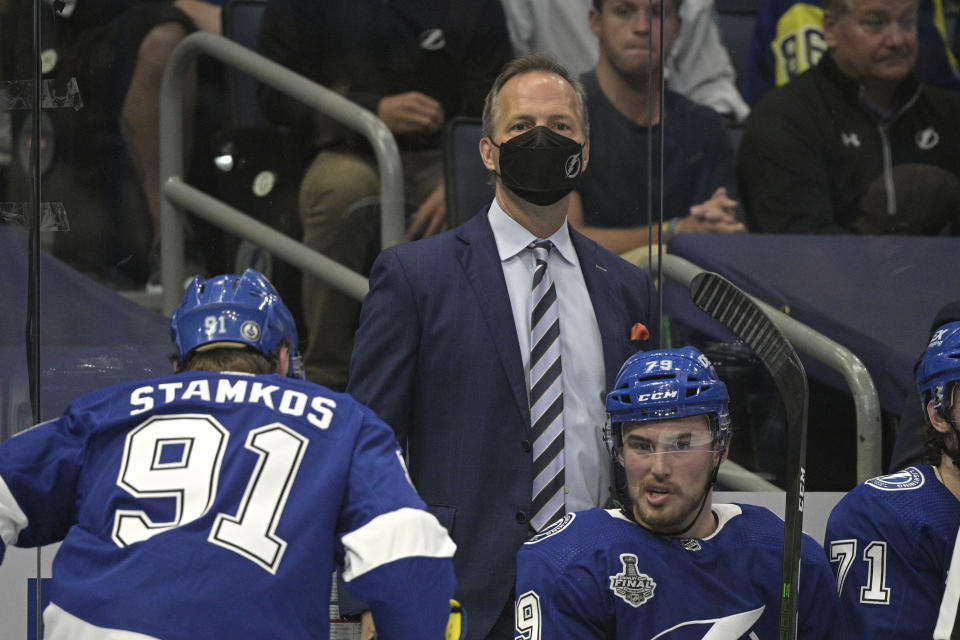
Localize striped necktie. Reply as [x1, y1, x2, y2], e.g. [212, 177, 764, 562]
[528, 239, 565, 532]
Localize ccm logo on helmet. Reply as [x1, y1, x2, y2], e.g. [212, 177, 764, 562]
[636, 390, 679, 401]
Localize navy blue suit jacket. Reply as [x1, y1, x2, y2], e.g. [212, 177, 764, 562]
[346, 209, 659, 639]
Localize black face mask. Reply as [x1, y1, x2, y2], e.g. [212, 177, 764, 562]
[492, 126, 584, 206]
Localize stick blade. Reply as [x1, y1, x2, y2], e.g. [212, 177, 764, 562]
[689, 272, 807, 420]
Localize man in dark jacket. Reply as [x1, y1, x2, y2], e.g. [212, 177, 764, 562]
[257, 0, 512, 390]
[738, 0, 960, 234]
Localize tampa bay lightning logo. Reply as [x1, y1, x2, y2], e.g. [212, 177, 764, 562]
[526, 513, 575, 544]
[609, 553, 656, 608]
[866, 466, 925, 491]
[564, 153, 582, 178]
[419, 28, 446, 51]
[915, 127, 940, 150]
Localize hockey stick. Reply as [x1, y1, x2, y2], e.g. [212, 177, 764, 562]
[688, 271, 808, 640]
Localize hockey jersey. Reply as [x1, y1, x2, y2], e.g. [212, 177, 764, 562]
[0, 371, 456, 639]
[743, 0, 960, 105]
[825, 464, 960, 639]
[514, 505, 843, 639]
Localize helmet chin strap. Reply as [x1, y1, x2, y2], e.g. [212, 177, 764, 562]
[938, 386, 960, 469]
[625, 458, 722, 539]
[942, 418, 960, 470]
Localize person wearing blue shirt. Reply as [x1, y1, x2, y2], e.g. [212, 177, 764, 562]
[516, 347, 844, 638]
[0, 269, 456, 640]
[348, 54, 660, 639]
[568, 0, 746, 256]
[825, 319, 960, 638]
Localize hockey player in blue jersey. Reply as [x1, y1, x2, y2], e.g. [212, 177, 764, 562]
[514, 346, 843, 639]
[825, 320, 960, 638]
[0, 269, 457, 639]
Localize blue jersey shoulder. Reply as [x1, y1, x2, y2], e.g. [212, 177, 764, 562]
[829, 464, 959, 544]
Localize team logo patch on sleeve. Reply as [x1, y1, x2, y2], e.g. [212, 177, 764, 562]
[526, 512, 575, 544]
[866, 466, 925, 491]
[609, 553, 656, 608]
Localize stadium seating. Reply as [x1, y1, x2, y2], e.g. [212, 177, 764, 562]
[442, 117, 492, 227]
[213, 0, 306, 328]
[715, 0, 762, 96]
[222, 0, 270, 128]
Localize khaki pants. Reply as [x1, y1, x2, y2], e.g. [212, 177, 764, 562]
[298, 148, 443, 390]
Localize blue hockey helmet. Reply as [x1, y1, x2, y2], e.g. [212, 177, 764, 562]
[917, 321, 960, 417]
[171, 269, 301, 377]
[606, 346, 731, 448]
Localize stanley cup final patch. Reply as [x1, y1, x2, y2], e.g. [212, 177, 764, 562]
[609, 553, 656, 608]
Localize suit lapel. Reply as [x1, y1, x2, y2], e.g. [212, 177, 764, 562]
[571, 229, 627, 391]
[455, 213, 531, 427]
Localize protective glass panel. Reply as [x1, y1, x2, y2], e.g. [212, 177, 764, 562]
[0, 0, 951, 635]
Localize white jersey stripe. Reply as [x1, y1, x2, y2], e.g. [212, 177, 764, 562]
[341, 507, 456, 581]
[0, 475, 28, 548]
[44, 603, 161, 640]
[933, 524, 960, 639]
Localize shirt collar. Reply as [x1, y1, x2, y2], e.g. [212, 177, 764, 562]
[487, 198, 577, 265]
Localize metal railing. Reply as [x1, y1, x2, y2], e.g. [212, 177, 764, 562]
[652, 253, 883, 483]
[158, 32, 404, 314]
[157, 33, 879, 488]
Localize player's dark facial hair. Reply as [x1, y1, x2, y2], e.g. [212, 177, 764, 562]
[619, 428, 723, 539]
[940, 384, 960, 469]
[491, 126, 584, 206]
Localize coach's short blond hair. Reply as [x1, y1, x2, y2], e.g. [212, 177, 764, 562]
[480, 53, 589, 141]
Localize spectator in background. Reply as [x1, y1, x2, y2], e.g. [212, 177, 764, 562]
[738, 0, 960, 234]
[501, 0, 751, 121]
[257, 0, 511, 391]
[5, 0, 223, 287]
[743, 0, 960, 104]
[825, 317, 960, 638]
[347, 54, 659, 639]
[568, 0, 746, 256]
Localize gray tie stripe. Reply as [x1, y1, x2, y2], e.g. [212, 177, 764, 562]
[528, 240, 565, 531]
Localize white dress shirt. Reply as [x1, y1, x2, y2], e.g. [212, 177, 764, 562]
[487, 200, 610, 512]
